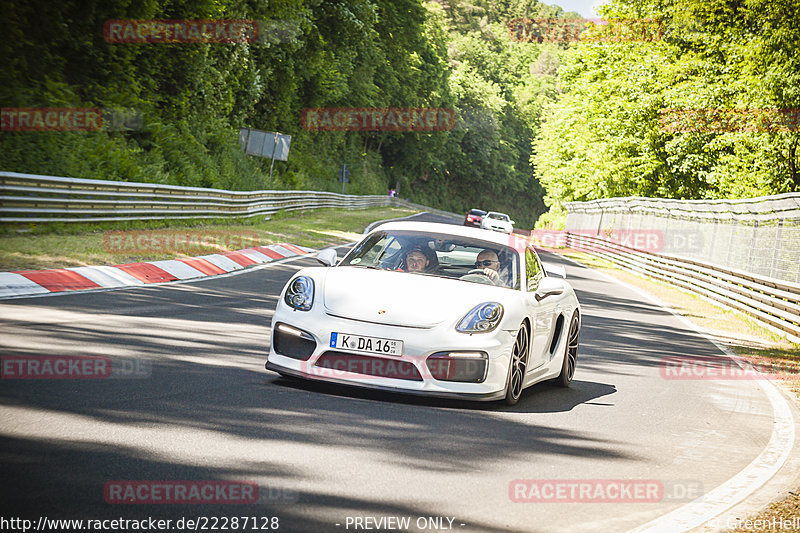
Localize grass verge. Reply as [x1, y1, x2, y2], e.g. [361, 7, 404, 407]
[0, 206, 419, 271]
[554, 249, 800, 533]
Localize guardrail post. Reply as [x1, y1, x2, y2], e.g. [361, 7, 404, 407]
[726, 219, 736, 265]
[595, 209, 603, 236]
[770, 219, 782, 280]
[747, 220, 758, 274]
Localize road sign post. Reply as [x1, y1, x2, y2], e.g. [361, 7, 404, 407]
[338, 163, 350, 194]
[238, 129, 291, 187]
[268, 132, 279, 187]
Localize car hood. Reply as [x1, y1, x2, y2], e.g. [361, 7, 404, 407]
[321, 267, 506, 328]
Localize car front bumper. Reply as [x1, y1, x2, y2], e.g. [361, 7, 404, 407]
[482, 223, 512, 233]
[266, 361, 507, 401]
[266, 304, 516, 401]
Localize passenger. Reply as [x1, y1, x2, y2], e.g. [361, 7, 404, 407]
[403, 245, 438, 273]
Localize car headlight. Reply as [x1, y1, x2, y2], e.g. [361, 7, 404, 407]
[456, 302, 503, 333]
[285, 276, 314, 311]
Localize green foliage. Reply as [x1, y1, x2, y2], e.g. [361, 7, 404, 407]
[18, 0, 796, 230]
[533, 0, 800, 214]
[533, 206, 566, 230]
[0, 0, 560, 229]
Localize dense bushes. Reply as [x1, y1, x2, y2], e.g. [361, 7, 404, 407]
[0, 0, 562, 227]
[5, 0, 791, 229]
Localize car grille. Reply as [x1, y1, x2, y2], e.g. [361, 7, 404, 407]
[315, 351, 423, 381]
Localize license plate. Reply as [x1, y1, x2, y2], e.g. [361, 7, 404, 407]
[330, 332, 403, 356]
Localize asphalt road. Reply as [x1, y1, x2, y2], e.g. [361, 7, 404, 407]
[1, 214, 798, 532]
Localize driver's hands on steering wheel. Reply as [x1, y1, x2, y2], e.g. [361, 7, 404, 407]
[462, 268, 502, 286]
[479, 268, 499, 282]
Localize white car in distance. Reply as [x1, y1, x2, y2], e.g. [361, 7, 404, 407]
[481, 211, 514, 233]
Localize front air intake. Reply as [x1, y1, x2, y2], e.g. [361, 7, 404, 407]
[273, 323, 316, 360]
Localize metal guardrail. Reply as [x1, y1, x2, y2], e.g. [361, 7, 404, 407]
[565, 231, 800, 342]
[0, 171, 459, 223]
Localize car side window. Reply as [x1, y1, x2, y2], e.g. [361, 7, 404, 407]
[525, 247, 543, 292]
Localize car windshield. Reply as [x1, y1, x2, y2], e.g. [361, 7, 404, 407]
[339, 230, 520, 289]
[488, 213, 509, 221]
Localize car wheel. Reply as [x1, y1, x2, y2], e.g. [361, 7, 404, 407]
[555, 311, 579, 387]
[504, 324, 530, 406]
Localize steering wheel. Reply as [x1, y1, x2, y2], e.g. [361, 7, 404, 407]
[460, 269, 496, 285]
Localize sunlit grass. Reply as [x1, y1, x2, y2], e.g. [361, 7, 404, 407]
[0, 207, 419, 271]
[560, 250, 800, 380]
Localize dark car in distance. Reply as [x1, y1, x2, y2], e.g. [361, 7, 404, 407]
[463, 209, 487, 227]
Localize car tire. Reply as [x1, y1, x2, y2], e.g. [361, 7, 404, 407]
[504, 324, 530, 406]
[555, 311, 579, 387]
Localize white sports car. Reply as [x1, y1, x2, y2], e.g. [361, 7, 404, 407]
[265, 222, 580, 405]
[480, 211, 515, 233]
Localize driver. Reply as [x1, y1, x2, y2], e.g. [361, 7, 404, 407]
[474, 249, 507, 286]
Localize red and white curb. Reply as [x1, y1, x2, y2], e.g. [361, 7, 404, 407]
[0, 243, 315, 299]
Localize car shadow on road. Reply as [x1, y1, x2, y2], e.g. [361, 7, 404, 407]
[510, 379, 617, 413]
[269, 375, 616, 415]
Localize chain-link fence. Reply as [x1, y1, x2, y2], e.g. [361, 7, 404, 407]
[564, 194, 800, 284]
